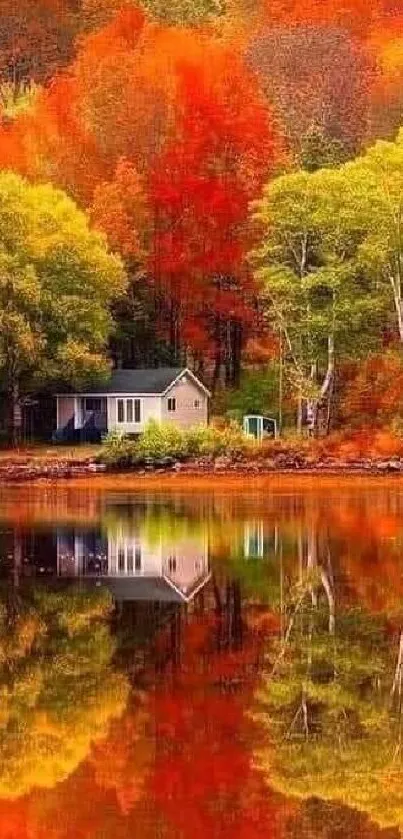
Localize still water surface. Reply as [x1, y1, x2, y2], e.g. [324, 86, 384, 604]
[0, 479, 402, 838]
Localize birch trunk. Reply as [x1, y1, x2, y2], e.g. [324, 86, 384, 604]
[389, 273, 403, 343]
[8, 378, 22, 448]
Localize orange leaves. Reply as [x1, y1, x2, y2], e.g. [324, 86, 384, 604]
[145, 37, 277, 353]
[261, 0, 394, 35]
[0, 4, 278, 363]
[90, 159, 148, 259]
[340, 352, 403, 427]
[0, 0, 77, 87]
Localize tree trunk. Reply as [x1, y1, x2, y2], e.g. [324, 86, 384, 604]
[389, 273, 403, 343]
[8, 528, 22, 625]
[306, 334, 335, 437]
[212, 342, 222, 393]
[231, 321, 242, 388]
[278, 329, 283, 436]
[8, 378, 22, 448]
[297, 391, 303, 434]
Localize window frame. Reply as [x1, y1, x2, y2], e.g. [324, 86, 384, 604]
[116, 397, 141, 424]
[167, 397, 176, 412]
[117, 398, 125, 423]
[126, 398, 133, 423]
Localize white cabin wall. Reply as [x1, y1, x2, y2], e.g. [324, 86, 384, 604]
[161, 375, 208, 428]
[107, 395, 161, 433]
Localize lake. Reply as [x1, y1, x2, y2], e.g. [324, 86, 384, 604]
[0, 477, 402, 838]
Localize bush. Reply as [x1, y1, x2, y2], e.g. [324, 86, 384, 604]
[195, 422, 249, 457]
[100, 429, 137, 467]
[100, 419, 251, 466]
[136, 420, 188, 460]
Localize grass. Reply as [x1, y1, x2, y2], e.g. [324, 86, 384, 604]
[0, 444, 101, 464]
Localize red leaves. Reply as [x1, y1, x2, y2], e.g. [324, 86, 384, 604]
[0, 12, 279, 364]
[340, 352, 403, 426]
[146, 43, 277, 354]
[90, 159, 148, 259]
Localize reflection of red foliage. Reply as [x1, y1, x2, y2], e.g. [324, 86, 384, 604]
[0, 604, 287, 838]
[151, 612, 285, 838]
[0, 799, 29, 839]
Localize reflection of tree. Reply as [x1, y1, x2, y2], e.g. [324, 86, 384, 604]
[287, 798, 400, 839]
[150, 604, 286, 839]
[0, 584, 129, 798]
[89, 697, 152, 815]
[254, 569, 403, 832]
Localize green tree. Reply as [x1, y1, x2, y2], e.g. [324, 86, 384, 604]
[0, 172, 125, 443]
[345, 130, 403, 345]
[251, 166, 383, 434]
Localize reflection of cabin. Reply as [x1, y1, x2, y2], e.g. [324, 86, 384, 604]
[57, 527, 210, 603]
[243, 521, 278, 558]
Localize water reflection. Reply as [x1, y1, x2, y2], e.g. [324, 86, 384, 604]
[56, 515, 210, 603]
[0, 482, 401, 836]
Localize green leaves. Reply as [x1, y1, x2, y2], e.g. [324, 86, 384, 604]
[250, 143, 403, 422]
[0, 172, 126, 403]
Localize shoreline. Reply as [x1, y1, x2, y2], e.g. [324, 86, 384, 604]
[2, 455, 403, 485]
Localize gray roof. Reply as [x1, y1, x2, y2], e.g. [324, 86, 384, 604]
[84, 576, 187, 602]
[74, 368, 185, 395]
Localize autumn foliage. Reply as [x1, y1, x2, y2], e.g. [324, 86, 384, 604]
[0, 0, 401, 403]
[0, 9, 277, 378]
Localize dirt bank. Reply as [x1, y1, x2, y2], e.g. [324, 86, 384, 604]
[2, 450, 403, 483]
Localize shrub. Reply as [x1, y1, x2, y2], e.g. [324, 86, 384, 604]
[100, 419, 251, 466]
[196, 422, 250, 457]
[136, 420, 187, 460]
[100, 429, 137, 467]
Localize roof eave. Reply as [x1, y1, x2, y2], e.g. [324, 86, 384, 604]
[162, 367, 211, 398]
[55, 392, 163, 398]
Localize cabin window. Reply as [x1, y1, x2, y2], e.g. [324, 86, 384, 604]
[127, 546, 133, 572]
[118, 546, 125, 571]
[135, 544, 142, 572]
[168, 556, 177, 573]
[117, 398, 141, 423]
[194, 399, 200, 409]
[168, 398, 176, 412]
[244, 522, 264, 558]
[117, 399, 124, 423]
[85, 398, 102, 412]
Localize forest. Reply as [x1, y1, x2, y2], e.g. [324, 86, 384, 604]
[0, 0, 403, 440]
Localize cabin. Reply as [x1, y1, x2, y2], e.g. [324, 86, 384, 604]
[54, 367, 210, 442]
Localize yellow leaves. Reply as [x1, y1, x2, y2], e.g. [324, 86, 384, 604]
[378, 36, 403, 83]
[0, 169, 126, 390]
[0, 585, 130, 800]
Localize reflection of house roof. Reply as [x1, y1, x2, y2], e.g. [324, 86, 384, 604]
[82, 573, 211, 603]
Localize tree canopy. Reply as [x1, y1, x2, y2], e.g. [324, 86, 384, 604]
[0, 171, 125, 440]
